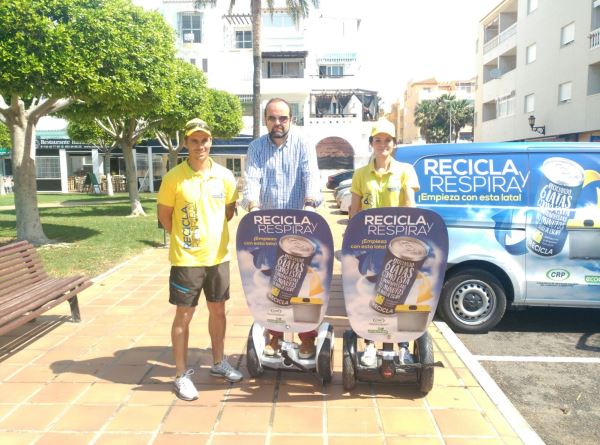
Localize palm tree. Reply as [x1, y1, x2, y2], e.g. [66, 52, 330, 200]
[414, 100, 441, 143]
[195, 0, 319, 138]
[415, 94, 474, 143]
[449, 99, 474, 142]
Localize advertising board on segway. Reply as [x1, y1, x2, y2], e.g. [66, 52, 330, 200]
[341, 207, 448, 393]
[237, 209, 335, 383]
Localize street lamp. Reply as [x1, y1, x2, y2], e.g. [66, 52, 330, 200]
[528, 115, 546, 135]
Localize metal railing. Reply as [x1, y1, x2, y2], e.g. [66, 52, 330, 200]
[591, 27, 600, 50]
[483, 22, 517, 54]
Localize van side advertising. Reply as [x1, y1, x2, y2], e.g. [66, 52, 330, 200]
[394, 143, 600, 333]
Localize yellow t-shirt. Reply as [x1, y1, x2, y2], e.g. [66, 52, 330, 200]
[157, 159, 238, 267]
[350, 158, 420, 209]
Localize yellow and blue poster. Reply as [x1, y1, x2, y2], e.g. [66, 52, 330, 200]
[341, 207, 448, 342]
[236, 209, 334, 333]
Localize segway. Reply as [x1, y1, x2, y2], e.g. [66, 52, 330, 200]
[237, 209, 335, 384]
[340, 207, 448, 394]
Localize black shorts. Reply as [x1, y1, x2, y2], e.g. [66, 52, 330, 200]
[169, 262, 230, 307]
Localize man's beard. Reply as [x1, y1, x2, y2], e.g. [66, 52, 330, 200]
[269, 127, 289, 139]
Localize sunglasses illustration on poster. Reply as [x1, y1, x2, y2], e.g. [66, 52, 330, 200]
[236, 209, 334, 333]
[341, 207, 449, 342]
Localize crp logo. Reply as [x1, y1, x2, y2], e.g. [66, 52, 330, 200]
[546, 269, 570, 281]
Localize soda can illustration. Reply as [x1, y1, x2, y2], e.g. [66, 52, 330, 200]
[268, 235, 316, 306]
[370, 237, 429, 315]
[527, 157, 584, 257]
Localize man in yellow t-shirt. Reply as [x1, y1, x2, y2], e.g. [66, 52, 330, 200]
[157, 118, 242, 401]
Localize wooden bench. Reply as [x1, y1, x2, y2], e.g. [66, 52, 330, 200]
[0, 240, 92, 336]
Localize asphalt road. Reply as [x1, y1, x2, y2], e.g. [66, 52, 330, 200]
[455, 307, 600, 445]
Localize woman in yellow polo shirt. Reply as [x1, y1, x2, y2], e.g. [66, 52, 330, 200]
[348, 119, 420, 367]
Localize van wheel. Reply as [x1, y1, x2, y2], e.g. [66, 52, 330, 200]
[439, 269, 507, 333]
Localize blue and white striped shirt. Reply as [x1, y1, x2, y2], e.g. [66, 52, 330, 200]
[242, 131, 322, 210]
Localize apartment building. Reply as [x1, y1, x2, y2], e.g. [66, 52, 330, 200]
[475, 0, 600, 142]
[17, 0, 377, 193]
[394, 78, 475, 144]
[157, 0, 379, 172]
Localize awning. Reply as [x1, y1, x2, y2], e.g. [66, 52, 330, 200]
[262, 51, 308, 59]
[316, 52, 357, 64]
[223, 14, 252, 25]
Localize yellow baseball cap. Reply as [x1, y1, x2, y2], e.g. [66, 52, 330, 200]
[370, 119, 396, 138]
[184, 118, 212, 137]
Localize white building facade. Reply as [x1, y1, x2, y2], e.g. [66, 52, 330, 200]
[156, 0, 380, 173]
[475, 0, 600, 142]
[14, 0, 378, 194]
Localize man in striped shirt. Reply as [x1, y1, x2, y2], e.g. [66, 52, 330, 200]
[242, 97, 322, 359]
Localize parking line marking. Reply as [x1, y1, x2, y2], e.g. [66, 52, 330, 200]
[474, 355, 600, 363]
[435, 321, 545, 445]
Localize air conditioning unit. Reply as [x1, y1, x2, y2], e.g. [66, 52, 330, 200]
[183, 32, 195, 43]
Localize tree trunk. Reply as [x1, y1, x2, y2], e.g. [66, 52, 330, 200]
[103, 152, 114, 196]
[122, 142, 145, 216]
[9, 113, 50, 244]
[168, 150, 179, 171]
[251, 0, 262, 139]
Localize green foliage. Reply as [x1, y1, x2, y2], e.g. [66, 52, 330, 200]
[0, 196, 162, 277]
[414, 100, 443, 143]
[0, 193, 131, 207]
[67, 119, 115, 150]
[206, 89, 243, 139]
[414, 94, 474, 143]
[0, 124, 10, 148]
[0, 0, 176, 113]
[154, 59, 210, 137]
[153, 61, 242, 146]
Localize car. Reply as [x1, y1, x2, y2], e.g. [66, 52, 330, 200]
[326, 170, 353, 190]
[333, 179, 352, 199]
[338, 187, 352, 213]
[335, 185, 348, 207]
[335, 186, 352, 212]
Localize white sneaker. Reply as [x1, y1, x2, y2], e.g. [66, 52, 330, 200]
[400, 346, 414, 365]
[210, 357, 243, 383]
[174, 369, 198, 401]
[360, 342, 377, 367]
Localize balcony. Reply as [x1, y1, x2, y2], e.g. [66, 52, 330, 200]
[483, 22, 517, 55]
[262, 35, 305, 52]
[261, 77, 310, 95]
[309, 75, 356, 91]
[482, 69, 516, 103]
[591, 27, 600, 50]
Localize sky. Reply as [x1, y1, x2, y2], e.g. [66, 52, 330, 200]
[135, 0, 501, 106]
[334, 0, 501, 105]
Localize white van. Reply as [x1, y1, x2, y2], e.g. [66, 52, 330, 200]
[393, 142, 600, 333]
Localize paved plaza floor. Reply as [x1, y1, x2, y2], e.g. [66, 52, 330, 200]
[0, 194, 541, 444]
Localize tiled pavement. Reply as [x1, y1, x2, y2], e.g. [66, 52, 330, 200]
[0, 193, 542, 444]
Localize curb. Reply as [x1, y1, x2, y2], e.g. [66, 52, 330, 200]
[435, 320, 546, 445]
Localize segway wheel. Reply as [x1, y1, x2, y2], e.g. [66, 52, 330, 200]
[342, 330, 357, 391]
[414, 331, 434, 394]
[317, 336, 333, 384]
[246, 326, 264, 378]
